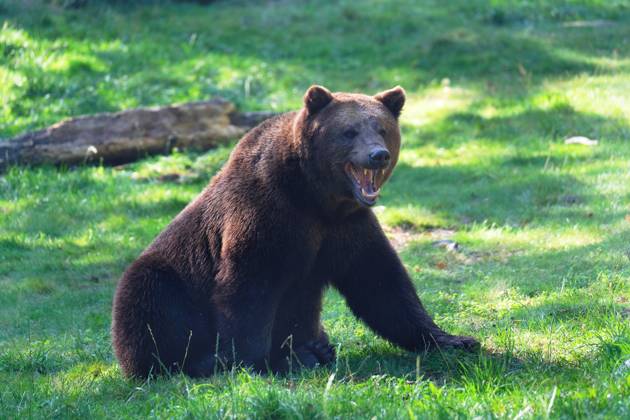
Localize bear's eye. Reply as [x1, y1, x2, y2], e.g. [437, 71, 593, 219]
[378, 128, 386, 136]
[343, 129, 358, 139]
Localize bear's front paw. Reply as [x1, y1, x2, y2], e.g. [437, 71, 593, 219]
[433, 334, 479, 351]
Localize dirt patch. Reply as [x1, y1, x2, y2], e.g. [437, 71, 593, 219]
[384, 226, 422, 252]
[384, 226, 456, 252]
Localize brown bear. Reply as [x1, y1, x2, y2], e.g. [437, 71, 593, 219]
[111, 85, 478, 378]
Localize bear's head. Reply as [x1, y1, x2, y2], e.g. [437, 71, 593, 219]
[293, 85, 405, 209]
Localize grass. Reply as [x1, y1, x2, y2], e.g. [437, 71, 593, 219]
[1, 0, 630, 417]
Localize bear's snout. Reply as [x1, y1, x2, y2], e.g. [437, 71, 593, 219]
[367, 148, 391, 169]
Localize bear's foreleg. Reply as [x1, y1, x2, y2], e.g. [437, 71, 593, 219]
[211, 272, 287, 373]
[270, 282, 335, 372]
[332, 231, 478, 352]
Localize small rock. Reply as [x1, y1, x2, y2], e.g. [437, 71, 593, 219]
[615, 359, 630, 376]
[565, 136, 598, 146]
[559, 194, 582, 205]
[432, 239, 460, 252]
[157, 173, 182, 183]
[563, 20, 614, 28]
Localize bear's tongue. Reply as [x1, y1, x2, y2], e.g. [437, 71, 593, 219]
[350, 165, 381, 198]
[360, 168, 377, 194]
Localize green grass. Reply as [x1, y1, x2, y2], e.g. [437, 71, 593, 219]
[1, 0, 630, 418]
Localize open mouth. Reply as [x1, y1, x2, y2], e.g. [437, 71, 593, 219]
[344, 163, 386, 206]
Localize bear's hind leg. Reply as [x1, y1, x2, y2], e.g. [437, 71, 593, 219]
[112, 255, 216, 378]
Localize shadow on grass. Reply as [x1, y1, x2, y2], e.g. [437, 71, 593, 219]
[406, 104, 628, 149]
[493, 230, 630, 296]
[387, 160, 593, 227]
[383, 103, 630, 228]
[335, 345, 508, 380]
[3, 0, 629, 138]
[3, 232, 626, 386]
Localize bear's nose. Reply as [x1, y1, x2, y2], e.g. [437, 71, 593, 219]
[368, 149, 391, 168]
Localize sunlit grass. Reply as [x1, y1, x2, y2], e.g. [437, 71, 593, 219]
[1, 0, 630, 418]
[539, 74, 630, 121]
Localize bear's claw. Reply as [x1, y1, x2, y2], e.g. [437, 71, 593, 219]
[305, 339, 336, 365]
[290, 339, 336, 369]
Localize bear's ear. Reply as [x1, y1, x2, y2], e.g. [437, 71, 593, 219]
[304, 85, 333, 115]
[374, 86, 406, 118]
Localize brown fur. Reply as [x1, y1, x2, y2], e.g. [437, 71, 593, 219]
[111, 86, 478, 378]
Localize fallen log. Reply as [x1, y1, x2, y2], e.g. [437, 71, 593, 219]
[0, 99, 276, 171]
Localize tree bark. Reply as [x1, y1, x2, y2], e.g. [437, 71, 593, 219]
[0, 99, 276, 171]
